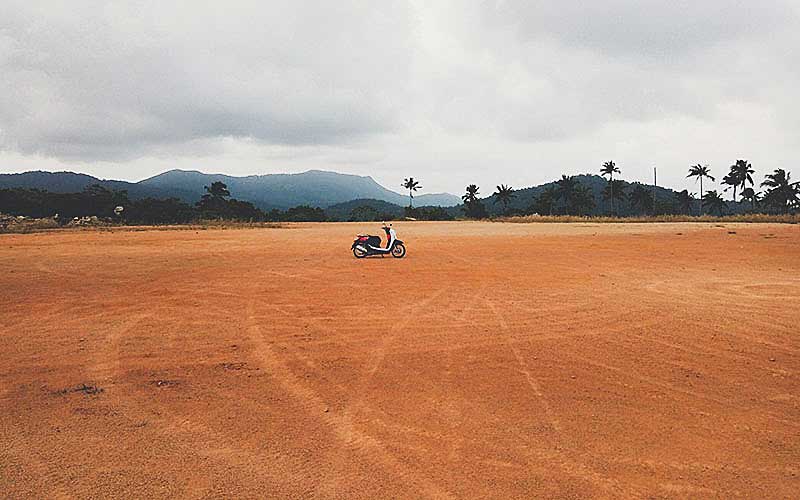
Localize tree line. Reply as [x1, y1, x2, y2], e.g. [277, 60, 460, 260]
[0, 180, 452, 224]
[0, 181, 311, 224]
[2, 160, 797, 224]
[452, 160, 799, 218]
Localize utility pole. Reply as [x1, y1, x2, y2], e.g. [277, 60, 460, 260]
[652, 167, 657, 214]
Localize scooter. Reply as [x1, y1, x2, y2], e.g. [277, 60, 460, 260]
[352, 223, 406, 259]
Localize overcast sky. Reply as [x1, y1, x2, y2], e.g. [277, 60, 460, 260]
[1, 0, 798, 195]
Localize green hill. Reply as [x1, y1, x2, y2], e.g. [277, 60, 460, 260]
[0, 169, 461, 210]
[324, 199, 405, 221]
[468, 174, 748, 216]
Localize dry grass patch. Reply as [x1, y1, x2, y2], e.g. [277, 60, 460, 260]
[496, 213, 800, 224]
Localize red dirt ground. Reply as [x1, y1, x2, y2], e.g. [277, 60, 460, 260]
[1, 222, 799, 498]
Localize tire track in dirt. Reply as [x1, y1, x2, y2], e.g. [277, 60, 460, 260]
[252, 319, 376, 345]
[631, 286, 799, 366]
[0, 301, 76, 332]
[314, 285, 455, 486]
[43, 294, 311, 495]
[78, 310, 319, 496]
[34, 260, 73, 280]
[484, 292, 760, 418]
[254, 303, 353, 398]
[438, 282, 644, 497]
[562, 351, 800, 429]
[149, 406, 314, 496]
[609, 455, 798, 477]
[83, 311, 233, 496]
[711, 317, 800, 356]
[351, 286, 451, 396]
[641, 279, 800, 355]
[480, 292, 631, 497]
[80, 381, 313, 497]
[447, 288, 586, 450]
[425, 290, 622, 357]
[264, 269, 322, 282]
[378, 331, 602, 357]
[1, 312, 151, 499]
[481, 298, 562, 433]
[85, 312, 151, 383]
[621, 323, 754, 366]
[244, 293, 455, 500]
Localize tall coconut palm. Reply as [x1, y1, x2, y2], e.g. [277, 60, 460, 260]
[600, 161, 621, 214]
[724, 159, 754, 202]
[702, 190, 727, 215]
[462, 184, 480, 204]
[492, 184, 516, 214]
[687, 164, 715, 214]
[462, 184, 487, 219]
[761, 169, 800, 213]
[401, 178, 421, 208]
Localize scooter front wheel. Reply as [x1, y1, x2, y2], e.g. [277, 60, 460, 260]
[391, 243, 406, 258]
[353, 246, 368, 258]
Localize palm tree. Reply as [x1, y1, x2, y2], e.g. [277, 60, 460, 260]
[675, 189, 696, 214]
[702, 190, 727, 215]
[740, 187, 760, 211]
[628, 184, 654, 214]
[402, 178, 421, 208]
[555, 175, 578, 214]
[722, 172, 737, 201]
[462, 184, 480, 203]
[492, 184, 516, 214]
[761, 169, 800, 213]
[687, 164, 715, 214]
[554, 175, 595, 215]
[462, 184, 487, 219]
[602, 180, 626, 213]
[724, 159, 754, 202]
[600, 161, 621, 214]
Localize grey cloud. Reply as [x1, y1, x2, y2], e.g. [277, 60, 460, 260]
[0, 0, 412, 160]
[0, 0, 799, 194]
[413, 0, 800, 144]
[483, 0, 796, 60]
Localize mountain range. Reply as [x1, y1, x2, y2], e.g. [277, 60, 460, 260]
[2, 168, 735, 219]
[0, 169, 461, 209]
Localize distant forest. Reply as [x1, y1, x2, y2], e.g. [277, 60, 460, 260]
[1, 160, 798, 224]
[0, 181, 453, 224]
[469, 161, 799, 218]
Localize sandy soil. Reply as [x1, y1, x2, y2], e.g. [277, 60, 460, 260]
[1, 221, 799, 498]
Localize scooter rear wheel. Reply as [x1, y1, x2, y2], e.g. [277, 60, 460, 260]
[391, 243, 406, 258]
[353, 247, 368, 258]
